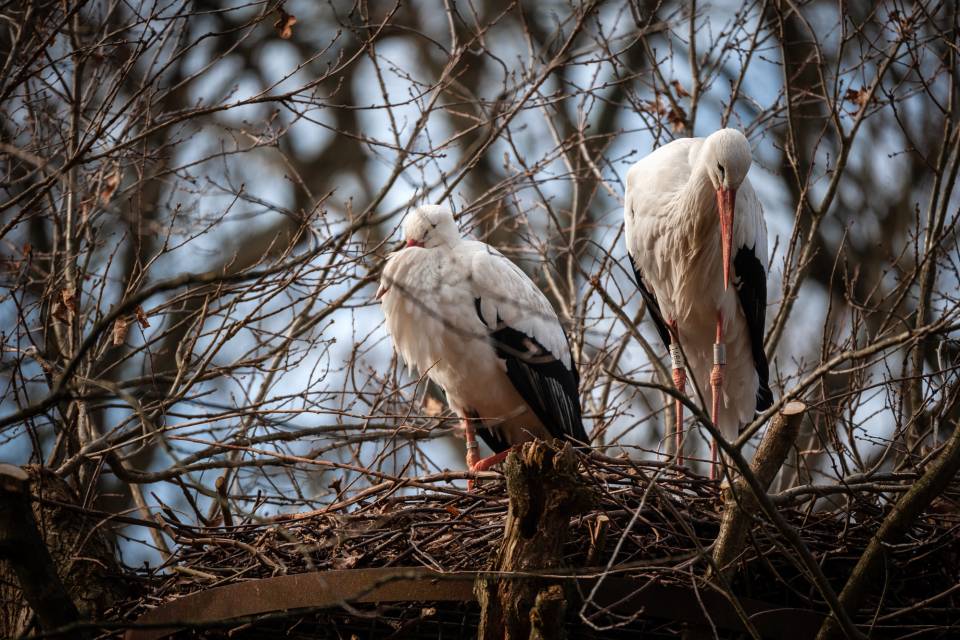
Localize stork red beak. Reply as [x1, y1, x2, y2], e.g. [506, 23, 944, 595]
[406, 239, 425, 248]
[717, 187, 736, 290]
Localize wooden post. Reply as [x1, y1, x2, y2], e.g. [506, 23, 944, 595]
[0, 464, 84, 636]
[475, 440, 593, 640]
[711, 401, 806, 582]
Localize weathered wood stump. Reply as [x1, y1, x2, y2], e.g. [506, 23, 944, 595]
[475, 440, 593, 640]
[711, 401, 806, 582]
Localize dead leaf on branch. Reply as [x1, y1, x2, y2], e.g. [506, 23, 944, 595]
[844, 86, 870, 110]
[644, 98, 666, 117]
[644, 97, 687, 133]
[100, 167, 121, 205]
[135, 305, 151, 329]
[443, 504, 461, 518]
[666, 105, 687, 133]
[332, 551, 361, 570]
[274, 6, 297, 39]
[113, 316, 130, 346]
[61, 288, 77, 316]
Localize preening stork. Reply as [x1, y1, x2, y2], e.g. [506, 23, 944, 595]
[378, 205, 589, 483]
[624, 129, 773, 478]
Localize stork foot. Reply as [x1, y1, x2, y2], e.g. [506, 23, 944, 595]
[467, 449, 511, 490]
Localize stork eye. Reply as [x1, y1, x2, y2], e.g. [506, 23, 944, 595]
[717, 163, 725, 177]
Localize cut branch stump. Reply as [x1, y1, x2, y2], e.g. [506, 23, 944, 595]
[712, 401, 806, 582]
[475, 440, 593, 640]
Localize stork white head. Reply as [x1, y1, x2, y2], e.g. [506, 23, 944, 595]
[701, 129, 752, 290]
[402, 205, 460, 249]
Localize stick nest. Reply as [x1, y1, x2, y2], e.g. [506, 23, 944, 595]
[118, 454, 960, 637]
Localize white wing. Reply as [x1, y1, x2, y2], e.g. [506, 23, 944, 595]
[463, 241, 571, 369]
[624, 137, 703, 263]
[464, 241, 588, 443]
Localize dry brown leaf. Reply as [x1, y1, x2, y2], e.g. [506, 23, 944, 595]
[61, 288, 77, 316]
[329, 477, 343, 494]
[274, 7, 297, 39]
[444, 504, 461, 518]
[332, 552, 360, 570]
[667, 105, 687, 133]
[644, 97, 666, 116]
[423, 395, 444, 416]
[645, 97, 687, 132]
[22, 243, 31, 258]
[100, 168, 121, 205]
[844, 87, 869, 109]
[135, 305, 151, 328]
[112, 316, 130, 346]
[671, 79, 690, 98]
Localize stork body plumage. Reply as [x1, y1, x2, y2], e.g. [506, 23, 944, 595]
[379, 205, 588, 481]
[624, 129, 772, 474]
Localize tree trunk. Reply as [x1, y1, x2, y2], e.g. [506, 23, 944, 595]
[475, 440, 593, 640]
[0, 464, 123, 637]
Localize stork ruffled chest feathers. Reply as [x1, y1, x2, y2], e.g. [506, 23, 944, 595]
[380, 247, 484, 374]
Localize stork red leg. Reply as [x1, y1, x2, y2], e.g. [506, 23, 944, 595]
[462, 415, 511, 490]
[472, 449, 510, 472]
[710, 312, 726, 480]
[668, 320, 686, 467]
[463, 417, 480, 467]
[463, 416, 481, 490]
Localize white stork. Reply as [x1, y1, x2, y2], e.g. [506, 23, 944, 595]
[378, 205, 589, 484]
[624, 129, 772, 478]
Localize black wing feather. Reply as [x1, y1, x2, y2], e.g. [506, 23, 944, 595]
[733, 245, 773, 411]
[475, 299, 589, 445]
[476, 422, 511, 453]
[629, 255, 672, 350]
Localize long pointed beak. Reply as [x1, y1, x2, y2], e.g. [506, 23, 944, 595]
[406, 239, 424, 248]
[717, 187, 736, 290]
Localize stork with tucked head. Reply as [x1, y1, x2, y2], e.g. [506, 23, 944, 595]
[624, 129, 773, 478]
[378, 205, 589, 485]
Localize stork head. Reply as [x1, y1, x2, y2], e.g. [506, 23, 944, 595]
[402, 205, 460, 249]
[703, 129, 752, 290]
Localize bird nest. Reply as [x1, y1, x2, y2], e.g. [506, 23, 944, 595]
[116, 453, 960, 639]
